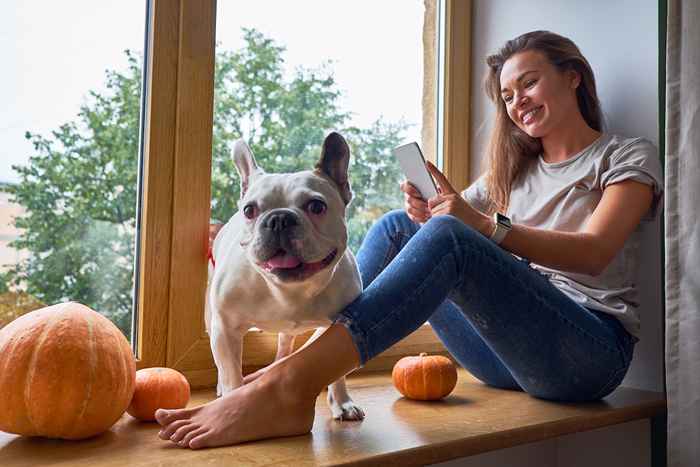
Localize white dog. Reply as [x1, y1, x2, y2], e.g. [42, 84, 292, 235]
[205, 132, 364, 421]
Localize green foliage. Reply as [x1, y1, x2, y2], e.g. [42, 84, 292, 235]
[4, 51, 140, 337]
[5, 29, 407, 338]
[0, 272, 9, 294]
[210, 29, 406, 230]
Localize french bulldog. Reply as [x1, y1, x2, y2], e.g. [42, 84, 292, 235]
[205, 132, 365, 421]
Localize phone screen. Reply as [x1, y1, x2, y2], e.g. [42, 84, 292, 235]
[392, 142, 438, 200]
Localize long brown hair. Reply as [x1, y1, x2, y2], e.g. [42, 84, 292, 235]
[483, 30, 604, 214]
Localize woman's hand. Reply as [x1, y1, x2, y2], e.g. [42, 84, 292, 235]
[400, 180, 432, 224]
[425, 161, 491, 234]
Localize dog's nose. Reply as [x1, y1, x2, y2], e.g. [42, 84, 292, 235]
[263, 211, 299, 232]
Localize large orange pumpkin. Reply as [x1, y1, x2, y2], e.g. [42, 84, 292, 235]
[127, 367, 190, 421]
[392, 353, 458, 400]
[0, 302, 136, 439]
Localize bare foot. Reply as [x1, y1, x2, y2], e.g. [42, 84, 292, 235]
[241, 352, 294, 385]
[155, 371, 316, 449]
[242, 366, 267, 385]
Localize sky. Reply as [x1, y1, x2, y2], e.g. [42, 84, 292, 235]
[0, 1, 425, 184]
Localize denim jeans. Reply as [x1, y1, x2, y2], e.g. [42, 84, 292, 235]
[335, 210, 635, 402]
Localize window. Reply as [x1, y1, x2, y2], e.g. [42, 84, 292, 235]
[210, 1, 427, 254]
[158, 0, 472, 387]
[1, 0, 472, 387]
[0, 2, 147, 345]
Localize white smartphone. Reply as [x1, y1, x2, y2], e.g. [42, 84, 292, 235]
[392, 142, 439, 200]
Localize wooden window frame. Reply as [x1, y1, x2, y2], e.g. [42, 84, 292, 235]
[135, 0, 472, 389]
[135, 0, 216, 378]
[441, 0, 472, 187]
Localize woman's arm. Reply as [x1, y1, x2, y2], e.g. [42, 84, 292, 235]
[499, 180, 653, 275]
[423, 162, 654, 277]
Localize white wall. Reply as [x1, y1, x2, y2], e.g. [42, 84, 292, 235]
[468, 0, 663, 393]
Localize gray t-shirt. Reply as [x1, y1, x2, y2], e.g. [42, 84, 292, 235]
[463, 133, 663, 337]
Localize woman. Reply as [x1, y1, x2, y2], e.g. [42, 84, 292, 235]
[155, 30, 663, 449]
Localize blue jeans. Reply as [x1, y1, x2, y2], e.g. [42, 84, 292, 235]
[335, 210, 635, 402]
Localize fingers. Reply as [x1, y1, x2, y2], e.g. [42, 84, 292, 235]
[425, 161, 456, 195]
[400, 180, 424, 199]
[402, 183, 430, 223]
[406, 206, 430, 224]
[404, 190, 428, 209]
[405, 200, 430, 223]
[427, 195, 444, 210]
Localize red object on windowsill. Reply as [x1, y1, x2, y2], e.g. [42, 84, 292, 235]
[207, 222, 224, 269]
[207, 246, 216, 268]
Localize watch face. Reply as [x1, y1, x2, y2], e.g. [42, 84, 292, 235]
[496, 212, 512, 228]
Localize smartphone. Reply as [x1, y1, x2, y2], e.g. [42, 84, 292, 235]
[392, 142, 439, 200]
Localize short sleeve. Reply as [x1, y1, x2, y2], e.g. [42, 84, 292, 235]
[600, 138, 664, 220]
[461, 174, 491, 214]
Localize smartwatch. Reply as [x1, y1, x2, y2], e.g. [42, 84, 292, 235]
[489, 212, 512, 245]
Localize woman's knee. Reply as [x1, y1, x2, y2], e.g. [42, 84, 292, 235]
[357, 210, 419, 272]
[420, 215, 482, 248]
[374, 209, 419, 238]
[376, 212, 477, 244]
[424, 215, 476, 234]
[380, 209, 414, 227]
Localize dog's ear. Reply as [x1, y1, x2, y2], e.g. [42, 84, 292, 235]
[233, 139, 264, 198]
[315, 132, 352, 205]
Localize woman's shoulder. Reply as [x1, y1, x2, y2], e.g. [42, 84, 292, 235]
[597, 133, 663, 209]
[599, 133, 658, 160]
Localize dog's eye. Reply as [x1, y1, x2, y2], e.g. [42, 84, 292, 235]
[243, 204, 258, 219]
[305, 199, 326, 215]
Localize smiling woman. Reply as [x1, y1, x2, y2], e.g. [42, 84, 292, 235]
[483, 33, 605, 215]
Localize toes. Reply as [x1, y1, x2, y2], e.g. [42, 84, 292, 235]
[155, 408, 186, 426]
[156, 405, 200, 427]
[189, 430, 214, 450]
[180, 426, 208, 448]
[158, 419, 190, 440]
[170, 423, 199, 444]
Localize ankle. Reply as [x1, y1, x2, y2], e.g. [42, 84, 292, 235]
[261, 358, 323, 402]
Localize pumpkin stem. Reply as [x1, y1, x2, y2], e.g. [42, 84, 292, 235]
[419, 352, 428, 357]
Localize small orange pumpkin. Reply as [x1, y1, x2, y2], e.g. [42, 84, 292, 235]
[392, 353, 458, 400]
[127, 367, 190, 421]
[0, 302, 136, 439]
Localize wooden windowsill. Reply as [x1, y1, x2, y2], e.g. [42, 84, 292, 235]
[0, 370, 665, 467]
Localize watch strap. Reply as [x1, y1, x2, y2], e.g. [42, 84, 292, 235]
[489, 213, 511, 245]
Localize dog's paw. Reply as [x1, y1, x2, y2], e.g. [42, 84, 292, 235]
[328, 393, 365, 421]
[331, 400, 365, 421]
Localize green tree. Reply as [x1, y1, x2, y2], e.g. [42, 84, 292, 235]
[3, 29, 407, 338]
[210, 29, 406, 231]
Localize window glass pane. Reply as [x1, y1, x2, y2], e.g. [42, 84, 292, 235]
[211, 0, 436, 254]
[0, 1, 147, 344]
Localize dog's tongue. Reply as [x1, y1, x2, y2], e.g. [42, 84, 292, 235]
[266, 252, 302, 269]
